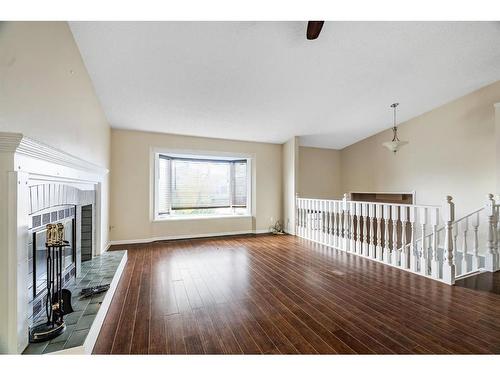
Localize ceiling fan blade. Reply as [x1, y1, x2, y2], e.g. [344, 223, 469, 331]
[307, 21, 324, 40]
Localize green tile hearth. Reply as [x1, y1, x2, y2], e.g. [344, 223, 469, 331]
[23, 250, 126, 355]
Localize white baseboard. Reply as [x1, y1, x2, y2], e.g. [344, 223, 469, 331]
[108, 229, 271, 246]
[102, 242, 111, 253]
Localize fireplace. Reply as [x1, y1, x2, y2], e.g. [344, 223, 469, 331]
[30, 205, 76, 318]
[0, 131, 108, 353]
[26, 184, 96, 326]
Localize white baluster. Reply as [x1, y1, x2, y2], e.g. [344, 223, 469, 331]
[430, 207, 440, 279]
[326, 200, 330, 245]
[409, 206, 418, 272]
[362, 203, 368, 256]
[316, 200, 321, 243]
[442, 196, 456, 285]
[337, 201, 342, 249]
[400, 206, 408, 269]
[297, 198, 302, 237]
[307, 199, 312, 240]
[320, 200, 325, 244]
[485, 194, 499, 272]
[333, 201, 338, 248]
[350, 201, 355, 252]
[301, 198, 305, 238]
[350, 202, 356, 252]
[295, 198, 299, 236]
[299, 199, 305, 237]
[326, 201, 333, 246]
[340, 203, 344, 250]
[309, 199, 314, 241]
[472, 211, 480, 270]
[310, 199, 315, 241]
[327, 200, 333, 246]
[369, 204, 375, 258]
[302, 199, 306, 237]
[376, 204, 383, 261]
[315, 199, 319, 241]
[420, 207, 429, 276]
[296, 196, 300, 237]
[391, 205, 399, 267]
[342, 194, 349, 252]
[383, 204, 390, 263]
[355, 203, 361, 253]
[461, 217, 469, 275]
[452, 222, 458, 267]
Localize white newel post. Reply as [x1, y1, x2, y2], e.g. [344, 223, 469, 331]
[485, 194, 499, 272]
[442, 196, 456, 285]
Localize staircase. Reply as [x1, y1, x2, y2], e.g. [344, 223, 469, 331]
[295, 194, 500, 285]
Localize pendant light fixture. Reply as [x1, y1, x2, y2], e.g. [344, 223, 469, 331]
[382, 102, 408, 153]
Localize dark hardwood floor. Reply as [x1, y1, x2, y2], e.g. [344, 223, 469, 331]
[94, 234, 500, 354]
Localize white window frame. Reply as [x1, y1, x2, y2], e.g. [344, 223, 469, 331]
[151, 147, 253, 221]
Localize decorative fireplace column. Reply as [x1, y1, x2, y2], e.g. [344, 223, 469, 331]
[0, 132, 108, 354]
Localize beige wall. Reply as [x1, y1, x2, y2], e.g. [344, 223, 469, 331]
[0, 22, 110, 167]
[0, 22, 111, 250]
[0, 22, 111, 352]
[298, 146, 342, 199]
[110, 129, 282, 241]
[340, 80, 500, 217]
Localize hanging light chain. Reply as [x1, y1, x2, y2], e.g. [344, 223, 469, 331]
[391, 103, 400, 142]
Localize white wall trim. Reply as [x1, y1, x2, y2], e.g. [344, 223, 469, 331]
[109, 229, 271, 246]
[0, 132, 108, 175]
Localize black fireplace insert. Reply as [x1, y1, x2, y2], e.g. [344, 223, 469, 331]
[30, 205, 76, 302]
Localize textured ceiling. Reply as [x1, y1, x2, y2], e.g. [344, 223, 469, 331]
[70, 21, 500, 149]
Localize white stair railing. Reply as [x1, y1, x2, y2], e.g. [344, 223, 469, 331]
[296, 193, 500, 285]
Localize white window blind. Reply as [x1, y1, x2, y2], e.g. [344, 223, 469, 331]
[158, 157, 171, 214]
[157, 155, 248, 215]
[232, 161, 247, 207]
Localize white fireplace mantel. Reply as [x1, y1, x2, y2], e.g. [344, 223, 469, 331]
[0, 132, 109, 354]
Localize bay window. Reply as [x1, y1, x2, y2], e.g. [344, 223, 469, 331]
[154, 152, 251, 219]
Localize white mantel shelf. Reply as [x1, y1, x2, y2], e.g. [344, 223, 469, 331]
[0, 132, 108, 176]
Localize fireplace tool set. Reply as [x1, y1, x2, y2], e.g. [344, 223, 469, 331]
[29, 223, 74, 343]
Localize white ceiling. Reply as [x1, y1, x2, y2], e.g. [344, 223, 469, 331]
[70, 21, 500, 149]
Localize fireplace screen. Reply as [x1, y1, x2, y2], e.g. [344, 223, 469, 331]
[32, 215, 75, 299]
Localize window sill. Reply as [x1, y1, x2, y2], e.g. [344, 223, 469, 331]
[153, 214, 253, 222]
